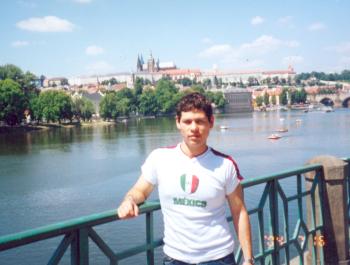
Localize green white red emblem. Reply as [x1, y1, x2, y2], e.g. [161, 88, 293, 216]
[180, 174, 199, 194]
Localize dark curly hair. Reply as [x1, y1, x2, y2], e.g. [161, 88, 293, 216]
[176, 92, 213, 122]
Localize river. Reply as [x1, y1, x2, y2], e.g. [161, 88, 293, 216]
[0, 109, 349, 264]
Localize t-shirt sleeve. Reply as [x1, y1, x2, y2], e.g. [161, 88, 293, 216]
[225, 162, 241, 195]
[141, 150, 158, 185]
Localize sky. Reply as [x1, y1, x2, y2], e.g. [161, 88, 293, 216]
[1, 0, 350, 78]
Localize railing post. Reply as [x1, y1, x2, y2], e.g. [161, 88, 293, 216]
[305, 155, 350, 265]
[71, 228, 89, 265]
[269, 179, 280, 265]
[146, 212, 154, 265]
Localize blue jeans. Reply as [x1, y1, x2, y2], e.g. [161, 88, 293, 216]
[163, 253, 237, 265]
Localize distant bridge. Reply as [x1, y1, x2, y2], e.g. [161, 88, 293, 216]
[307, 91, 350, 107]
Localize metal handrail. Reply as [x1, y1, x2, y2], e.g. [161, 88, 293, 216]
[0, 164, 327, 264]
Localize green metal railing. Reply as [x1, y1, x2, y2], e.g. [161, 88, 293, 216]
[0, 164, 326, 265]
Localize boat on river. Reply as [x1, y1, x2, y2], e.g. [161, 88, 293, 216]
[276, 128, 288, 133]
[220, 125, 229, 130]
[268, 134, 282, 140]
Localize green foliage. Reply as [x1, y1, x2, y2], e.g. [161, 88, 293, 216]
[202, 78, 212, 89]
[134, 77, 143, 96]
[178, 77, 192, 86]
[139, 89, 159, 116]
[99, 88, 135, 120]
[99, 92, 118, 120]
[0, 64, 23, 82]
[263, 92, 269, 105]
[35, 90, 73, 123]
[205, 91, 226, 109]
[190, 85, 205, 94]
[296, 70, 350, 82]
[155, 79, 179, 115]
[72, 97, 95, 121]
[101, 78, 118, 86]
[255, 96, 263, 107]
[0, 79, 26, 125]
[271, 95, 277, 105]
[290, 88, 307, 104]
[0, 64, 37, 95]
[280, 88, 288, 105]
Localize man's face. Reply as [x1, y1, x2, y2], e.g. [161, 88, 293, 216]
[176, 109, 214, 149]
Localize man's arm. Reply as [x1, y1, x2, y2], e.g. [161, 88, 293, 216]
[227, 184, 254, 265]
[117, 175, 154, 219]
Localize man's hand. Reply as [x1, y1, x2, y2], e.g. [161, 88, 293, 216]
[117, 176, 154, 219]
[117, 196, 139, 219]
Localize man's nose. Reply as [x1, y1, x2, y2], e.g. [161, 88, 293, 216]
[190, 121, 198, 131]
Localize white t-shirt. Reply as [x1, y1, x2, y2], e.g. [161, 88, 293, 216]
[141, 143, 242, 263]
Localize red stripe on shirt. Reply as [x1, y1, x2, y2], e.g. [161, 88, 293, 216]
[211, 148, 244, 180]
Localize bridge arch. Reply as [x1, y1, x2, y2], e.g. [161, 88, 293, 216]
[342, 97, 350, 108]
[320, 97, 334, 106]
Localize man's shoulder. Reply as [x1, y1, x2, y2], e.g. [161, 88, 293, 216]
[149, 144, 178, 157]
[209, 148, 243, 180]
[210, 148, 233, 161]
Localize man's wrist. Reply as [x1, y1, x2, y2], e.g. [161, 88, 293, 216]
[243, 257, 255, 264]
[124, 195, 135, 204]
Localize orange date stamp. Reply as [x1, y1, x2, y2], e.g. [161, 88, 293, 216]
[264, 235, 325, 247]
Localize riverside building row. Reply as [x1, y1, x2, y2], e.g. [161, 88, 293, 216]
[41, 53, 297, 113]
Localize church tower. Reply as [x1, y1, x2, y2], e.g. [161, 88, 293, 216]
[147, 52, 155, 73]
[137, 55, 143, 72]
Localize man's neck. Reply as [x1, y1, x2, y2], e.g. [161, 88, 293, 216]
[180, 142, 208, 158]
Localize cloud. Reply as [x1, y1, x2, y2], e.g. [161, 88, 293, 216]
[73, 0, 92, 3]
[327, 42, 350, 54]
[282, 55, 304, 65]
[198, 35, 299, 69]
[86, 61, 114, 74]
[251, 16, 264, 26]
[278, 16, 295, 29]
[201, 37, 213, 44]
[308, 22, 326, 31]
[86, 45, 104, 55]
[198, 44, 233, 58]
[17, 0, 37, 8]
[339, 56, 350, 64]
[16, 16, 75, 32]
[241, 35, 299, 53]
[12, 40, 29, 47]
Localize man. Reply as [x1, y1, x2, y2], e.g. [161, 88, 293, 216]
[117, 92, 254, 265]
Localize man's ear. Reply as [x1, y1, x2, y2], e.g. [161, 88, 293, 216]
[209, 116, 214, 128]
[175, 116, 181, 129]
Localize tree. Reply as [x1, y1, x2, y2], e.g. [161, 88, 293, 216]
[263, 92, 270, 106]
[272, 76, 280, 85]
[0, 64, 23, 82]
[99, 92, 118, 120]
[255, 96, 263, 107]
[0, 64, 37, 95]
[0, 79, 26, 125]
[271, 95, 277, 105]
[205, 91, 226, 109]
[155, 79, 179, 115]
[134, 77, 143, 96]
[280, 88, 288, 105]
[248, 76, 256, 86]
[36, 90, 73, 123]
[72, 97, 95, 122]
[179, 77, 192, 86]
[213, 76, 219, 87]
[202, 78, 212, 89]
[190, 85, 205, 94]
[116, 88, 136, 114]
[139, 89, 159, 116]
